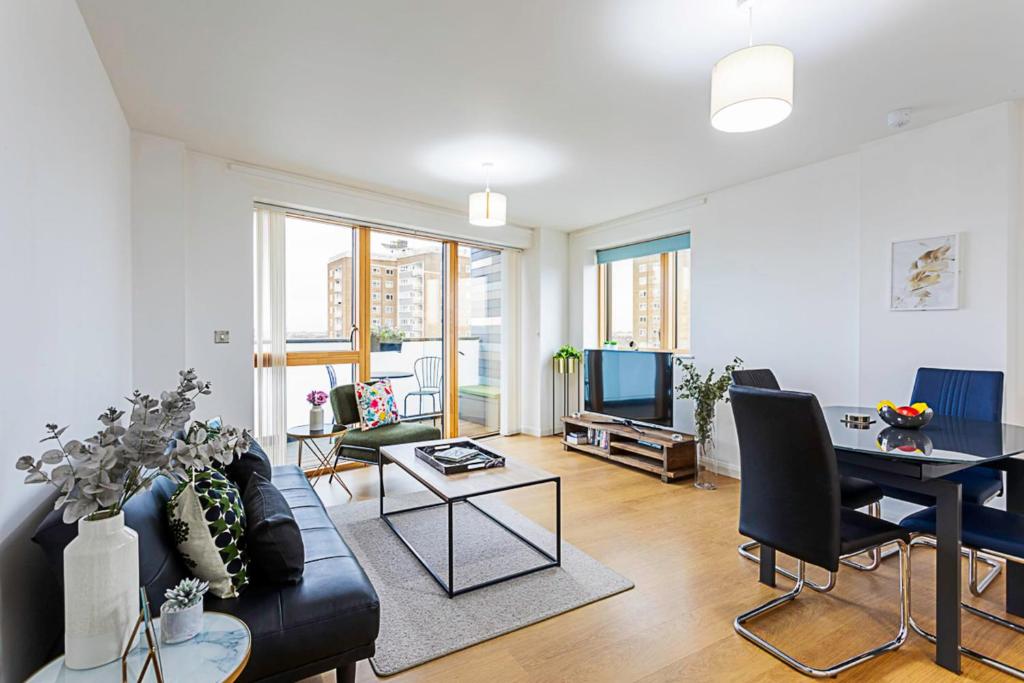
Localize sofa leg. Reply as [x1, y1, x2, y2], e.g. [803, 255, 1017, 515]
[336, 661, 357, 683]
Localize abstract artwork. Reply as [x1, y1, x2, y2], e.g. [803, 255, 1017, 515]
[890, 234, 959, 311]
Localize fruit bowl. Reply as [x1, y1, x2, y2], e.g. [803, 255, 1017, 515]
[876, 401, 933, 429]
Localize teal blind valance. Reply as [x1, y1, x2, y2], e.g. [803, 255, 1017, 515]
[596, 233, 690, 265]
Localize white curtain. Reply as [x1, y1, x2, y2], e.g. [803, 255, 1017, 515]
[253, 205, 288, 465]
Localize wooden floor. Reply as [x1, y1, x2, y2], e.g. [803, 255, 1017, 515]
[300, 434, 1021, 682]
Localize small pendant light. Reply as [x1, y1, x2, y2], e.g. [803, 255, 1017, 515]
[468, 163, 507, 227]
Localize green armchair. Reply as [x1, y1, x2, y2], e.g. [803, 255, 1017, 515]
[330, 384, 441, 465]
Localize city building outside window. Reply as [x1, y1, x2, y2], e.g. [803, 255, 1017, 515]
[598, 234, 691, 352]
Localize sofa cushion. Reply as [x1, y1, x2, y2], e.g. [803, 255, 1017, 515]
[226, 439, 273, 491]
[243, 473, 304, 584]
[167, 469, 249, 598]
[354, 379, 401, 430]
[338, 421, 441, 462]
[206, 465, 380, 681]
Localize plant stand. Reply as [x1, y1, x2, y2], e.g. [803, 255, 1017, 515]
[551, 360, 581, 436]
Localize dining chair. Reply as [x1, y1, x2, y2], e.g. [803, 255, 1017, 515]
[731, 369, 885, 588]
[878, 367, 1006, 594]
[730, 385, 910, 677]
[901, 503, 1024, 678]
[325, 365, 338, 389]
[404, 356, 442, 417]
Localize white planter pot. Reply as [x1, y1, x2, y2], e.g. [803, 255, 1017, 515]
[160, 600, 204, 644]
[63, 511, 139, 669]
[309, 405, 324, 431]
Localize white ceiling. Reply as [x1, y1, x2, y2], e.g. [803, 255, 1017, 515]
[77, 0, 1024, 231]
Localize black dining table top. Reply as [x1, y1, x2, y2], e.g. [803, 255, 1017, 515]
[823, 405, 1024, 466]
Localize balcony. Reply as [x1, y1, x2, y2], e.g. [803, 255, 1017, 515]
[281, 335, 500, 471]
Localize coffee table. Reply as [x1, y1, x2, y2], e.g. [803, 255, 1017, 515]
[379, 438, 561, 598]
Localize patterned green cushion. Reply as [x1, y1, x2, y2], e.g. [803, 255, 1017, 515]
[166, 469, 249, 598]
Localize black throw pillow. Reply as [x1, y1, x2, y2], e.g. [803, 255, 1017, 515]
[226, 439, 272, 491]
[243, 473, 304, 584]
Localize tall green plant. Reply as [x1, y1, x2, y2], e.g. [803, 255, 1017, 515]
[674, 357, 743, 447]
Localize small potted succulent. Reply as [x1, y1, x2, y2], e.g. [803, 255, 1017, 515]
[602, 339, 619, 350]
[160, 577, 209, 644]
[306, 390, 328, 431]
[553, 344, 583, 374]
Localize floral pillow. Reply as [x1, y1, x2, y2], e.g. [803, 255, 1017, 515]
[354, 379, 401, 430]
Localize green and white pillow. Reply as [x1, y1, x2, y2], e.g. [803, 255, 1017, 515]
[167, 469, 249, 598]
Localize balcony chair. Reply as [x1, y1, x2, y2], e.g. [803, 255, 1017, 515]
[330, 384, 440, 467]
[730, 385, 910, 678]
[404, 356, 442, 417]
[901, 503, 1024, 678]
[731, 369, 885, 589]
[876, 368, 1006, 594]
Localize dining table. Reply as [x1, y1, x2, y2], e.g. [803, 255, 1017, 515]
[756, 405, 1024, 674]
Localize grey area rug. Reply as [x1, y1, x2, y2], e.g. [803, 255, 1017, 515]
[327, 492, 634, 676]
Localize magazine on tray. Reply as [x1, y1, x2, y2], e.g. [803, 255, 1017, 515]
[415, 441, 506, 475]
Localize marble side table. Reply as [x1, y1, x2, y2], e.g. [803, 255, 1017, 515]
[27, 611, 250, 682]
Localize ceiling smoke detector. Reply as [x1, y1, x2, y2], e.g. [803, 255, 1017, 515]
[887, 109, 912, 129]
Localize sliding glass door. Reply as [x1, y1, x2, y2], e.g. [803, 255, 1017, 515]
[256, 207, 503, 471]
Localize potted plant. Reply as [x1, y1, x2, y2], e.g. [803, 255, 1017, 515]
[553, 344, 582, 374]
[160, 577, 209, 644]
[306, 389, 328, 431]
[602, 339, 619, 350]
[371, 326, 406, 353]
[675, 357, 743, 490]
[15, 369, 250, 669]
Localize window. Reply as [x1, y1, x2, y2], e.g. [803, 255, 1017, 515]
[372, 279, 381, 288]
[598, 233, 691, 352]
[384, 293, 394, 301]
[371, 266, 381, 274]
[385, 280, 393, 288]
[372, 292, 380, 301]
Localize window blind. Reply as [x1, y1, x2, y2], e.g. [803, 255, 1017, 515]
[596, 233, 690, 264]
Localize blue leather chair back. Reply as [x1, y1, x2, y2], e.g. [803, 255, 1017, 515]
[911, 368, 1004, 422]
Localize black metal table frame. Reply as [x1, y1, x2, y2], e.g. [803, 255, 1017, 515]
[757, 450, 1024, 675]
[378, 455, 562, 598]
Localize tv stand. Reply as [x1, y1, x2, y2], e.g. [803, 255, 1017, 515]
[560, 413, 695, 483]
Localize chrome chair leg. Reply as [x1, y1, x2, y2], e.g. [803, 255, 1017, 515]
[908, 538, 1024, 679]
[908, 536, 1003, 595]
[735, 541, 909, 678]
[841, 502, 884, 571]
[737, 540, 835, 593]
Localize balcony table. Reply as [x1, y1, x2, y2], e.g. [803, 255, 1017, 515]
[757, 405, 1024, 674]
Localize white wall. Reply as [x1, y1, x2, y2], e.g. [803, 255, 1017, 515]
[858, 103, 1022, 418]
[131, 139, 536, 430]
[569, 154, 863, 476]
[567, 101, 1024, 477]
[519, 229, 569, 436]
[0, 2, 131, 680]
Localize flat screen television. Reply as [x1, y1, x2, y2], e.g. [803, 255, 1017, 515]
[584, 349, 674, 429]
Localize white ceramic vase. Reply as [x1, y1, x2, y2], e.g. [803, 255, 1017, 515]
[63, 511, 139, 669]
[309, 405, 324, 431]
[160, 600, 204, 644]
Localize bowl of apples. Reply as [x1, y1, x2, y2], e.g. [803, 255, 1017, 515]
[876, 400, 933, 429]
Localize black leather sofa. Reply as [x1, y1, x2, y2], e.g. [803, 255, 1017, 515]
[33, 464, 379, 682]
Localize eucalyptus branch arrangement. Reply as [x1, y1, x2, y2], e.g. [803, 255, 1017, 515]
[16, 369, 251, 523]
[675, 357, 743, 447]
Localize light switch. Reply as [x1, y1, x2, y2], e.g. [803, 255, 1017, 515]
[214, 330, 230, 344]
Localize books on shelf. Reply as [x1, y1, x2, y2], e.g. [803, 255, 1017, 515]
[565, 431, 589, 445]
[584, 427, 610, 449]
